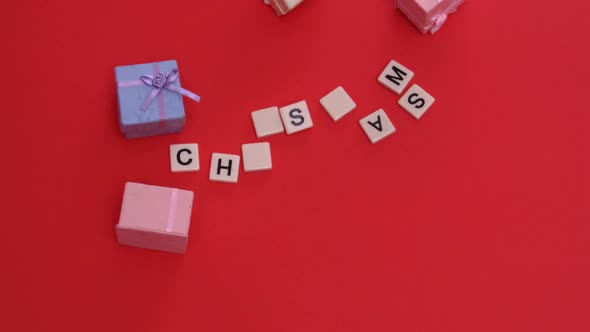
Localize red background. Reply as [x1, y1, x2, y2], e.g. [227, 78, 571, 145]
[2, 0, 589, 331]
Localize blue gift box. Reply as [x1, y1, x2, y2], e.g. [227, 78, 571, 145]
[115, 60, 200, 139]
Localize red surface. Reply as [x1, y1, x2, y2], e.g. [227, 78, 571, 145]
[1, 1, 589, 331]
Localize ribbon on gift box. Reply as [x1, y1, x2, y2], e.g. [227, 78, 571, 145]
[430, 12, 449, 34]
[166, 188, 178, 232]
[118, 63, 200, 125]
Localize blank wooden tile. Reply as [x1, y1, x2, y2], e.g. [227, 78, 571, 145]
[170, 143, 199, 173]
[398, 84, 435, 119]
[209, 153, 240, 183]
[251, 106, 285, 138]
[279, 100, 314, 135]
[242, 142, 272, 172]
[319, 86, 357, 121]
[377, 59, 414, 95]
[359, 109, 396, 144]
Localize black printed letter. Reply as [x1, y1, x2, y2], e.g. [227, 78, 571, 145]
[408, 93, 425, 108]
[216, 159, 233, 176]
[176, 149, 193, 166]
[385, 66, 408, 86]
[368, 115, 383, 132]
[289, 109, 305, 126]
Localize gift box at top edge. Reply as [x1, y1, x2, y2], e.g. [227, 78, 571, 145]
[115, 60, 200, 139]
[396, 0, 464, 34]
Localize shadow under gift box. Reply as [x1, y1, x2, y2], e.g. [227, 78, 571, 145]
[116, 182, 194, 254]
[115, 60, 189, 139]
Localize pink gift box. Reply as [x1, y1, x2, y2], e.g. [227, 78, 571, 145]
[116, 182, 194, 254]
[267, 0, 304, 16]
[396, 0, 464, 34]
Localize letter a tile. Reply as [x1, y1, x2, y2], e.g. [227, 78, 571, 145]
[359, 109, 396, 144]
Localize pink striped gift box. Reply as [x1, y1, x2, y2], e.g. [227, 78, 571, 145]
[116, 182, 194, 254]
